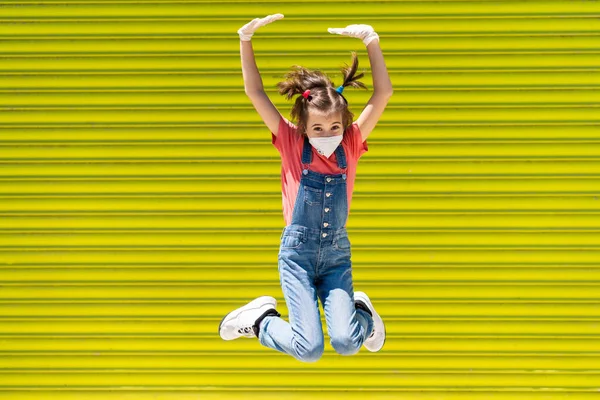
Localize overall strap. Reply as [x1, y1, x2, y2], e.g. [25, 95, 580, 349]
[335, 143, 347, 170]
[335, 140, 348, 179]
[301, 135, 312, 175]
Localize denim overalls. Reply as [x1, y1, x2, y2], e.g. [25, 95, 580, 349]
[258, 135, 374, 362]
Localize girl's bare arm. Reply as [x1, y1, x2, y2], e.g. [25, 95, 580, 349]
[240, 37, 282, 136]
[241, 39, 265, 93]
[354, 39, 393, 142]
[238, 15, 285, 135]
[327, 24, 393, 141]
[367, 39, 393, 95]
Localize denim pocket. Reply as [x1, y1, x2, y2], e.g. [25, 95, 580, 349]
[281, 234, 303, 249]
[280, 227, 306, 250]
[333, 233, 351, 250]
[303, 185, 322, 206]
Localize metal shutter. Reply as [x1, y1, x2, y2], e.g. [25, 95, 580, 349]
[2, 0, 600, 398]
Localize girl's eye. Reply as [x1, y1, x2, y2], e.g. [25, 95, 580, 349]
[315, 126, 339, 132]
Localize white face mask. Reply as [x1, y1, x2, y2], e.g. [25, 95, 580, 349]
[308, 134, 343, 158]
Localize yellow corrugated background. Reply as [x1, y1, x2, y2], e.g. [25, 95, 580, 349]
[1, 0, 600, 398]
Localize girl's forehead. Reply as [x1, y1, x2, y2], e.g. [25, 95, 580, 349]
[308, 112, 342, 121]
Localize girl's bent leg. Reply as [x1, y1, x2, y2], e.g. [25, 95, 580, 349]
[317, 260, 374, 356]
[258, 253, 324, 363]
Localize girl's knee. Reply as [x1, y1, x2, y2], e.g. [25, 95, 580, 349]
[330, 334, 361, 356]
[295, 342, 324, 363]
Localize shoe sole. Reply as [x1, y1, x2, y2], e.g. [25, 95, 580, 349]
[218, 296, 277, 340]
[355, 292, 386, 352]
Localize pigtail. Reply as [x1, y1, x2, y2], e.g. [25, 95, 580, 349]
[338, 51, 367, 92]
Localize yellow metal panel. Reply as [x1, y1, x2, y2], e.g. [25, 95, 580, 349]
[2, 0, 600, 398]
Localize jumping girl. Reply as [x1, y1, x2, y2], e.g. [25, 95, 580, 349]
[219, 13, 393, 363]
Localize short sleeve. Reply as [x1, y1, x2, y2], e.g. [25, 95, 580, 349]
[271, 115, 299, 156]
[348, 122, 368, 159]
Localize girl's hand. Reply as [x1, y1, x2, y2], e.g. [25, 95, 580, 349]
[237, 13, 285, 41]
[327, 24, 379, 46]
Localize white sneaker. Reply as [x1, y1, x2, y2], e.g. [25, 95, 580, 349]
[354, 291, 386, 352]
[219, 296, 279, 341]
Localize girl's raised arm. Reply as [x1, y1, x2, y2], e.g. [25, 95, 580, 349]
[238, 14, 285, 135]
[328, 24, 394, 142]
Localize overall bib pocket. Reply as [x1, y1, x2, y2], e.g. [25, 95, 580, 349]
[303, 185, 322, 206]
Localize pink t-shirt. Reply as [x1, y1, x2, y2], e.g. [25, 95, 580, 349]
[271, 115, 369, 226]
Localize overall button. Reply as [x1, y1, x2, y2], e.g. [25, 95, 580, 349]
[323, 222, 329, 227]
[326, 177, 331, 182]
[322, 233, 328, 238]
[326, 193, 331, 197]
[325, 208, 330, 212]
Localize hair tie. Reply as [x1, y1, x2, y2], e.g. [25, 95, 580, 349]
[302, 87, 344, 102]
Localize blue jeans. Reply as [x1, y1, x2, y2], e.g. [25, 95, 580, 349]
[258, 224, 374, 363]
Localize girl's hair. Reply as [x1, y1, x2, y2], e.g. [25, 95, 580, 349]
[276, 51, 367, 137]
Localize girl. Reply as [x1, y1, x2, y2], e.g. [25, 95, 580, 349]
[219, 14, 393, 363]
